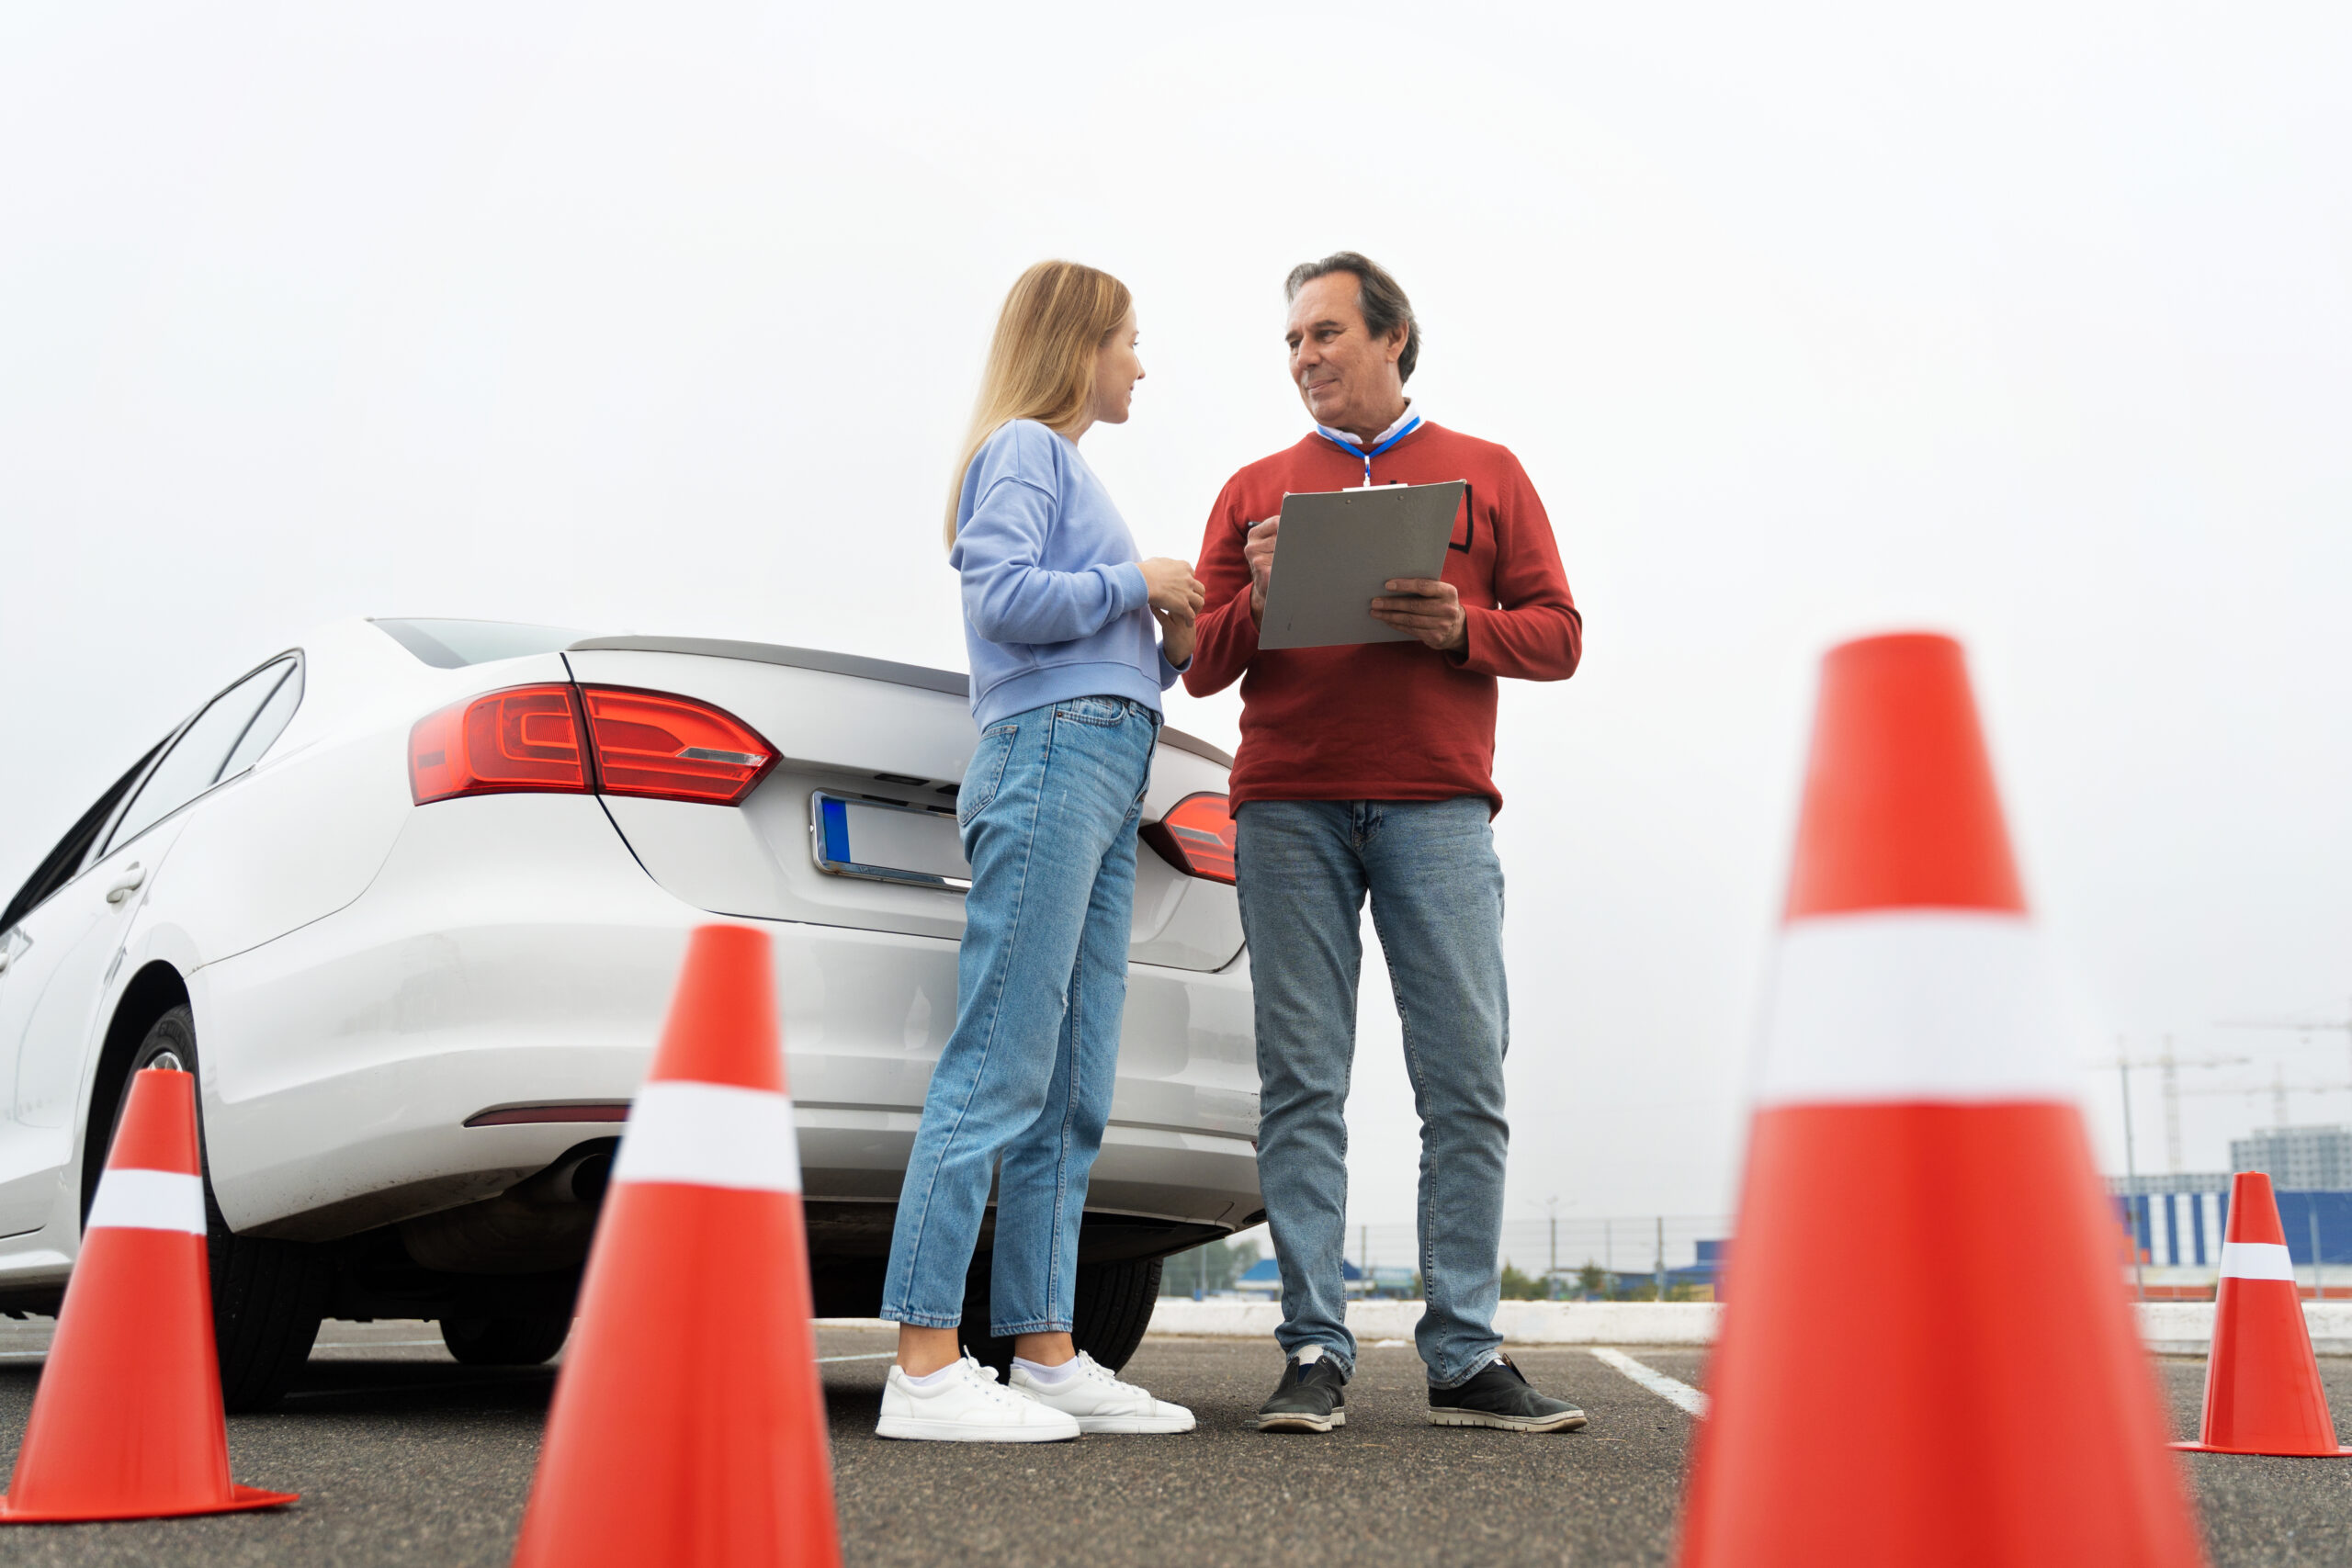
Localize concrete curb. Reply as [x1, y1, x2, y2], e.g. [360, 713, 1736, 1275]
[2139, 1301, 2352, 1355]
[1142, 1299, 2352, 1354]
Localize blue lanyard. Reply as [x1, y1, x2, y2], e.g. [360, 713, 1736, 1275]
[1315, 415, 1421, 486]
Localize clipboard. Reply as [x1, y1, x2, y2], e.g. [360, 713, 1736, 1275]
[1255, 480, 1465, 650]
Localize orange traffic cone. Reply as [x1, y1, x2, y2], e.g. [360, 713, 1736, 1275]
[2174, 1171, 2352, 1455]
[1677, 634, 2204, 1567]
[511, 924, 841, 1568]
[0, 1068, 296, 1522]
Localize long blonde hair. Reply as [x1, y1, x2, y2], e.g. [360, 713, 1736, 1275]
[944, 260, 1133, 547]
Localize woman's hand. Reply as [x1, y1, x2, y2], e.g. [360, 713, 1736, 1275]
[1139, 558, 1204, 620]
[1154, 604, 1197, 667]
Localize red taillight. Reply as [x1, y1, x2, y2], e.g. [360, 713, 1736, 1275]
[410, 684, 589, 804]
[579, 686, 775, 806]
[410, 683, 777, 807]
[1143, 792, 1237, 884]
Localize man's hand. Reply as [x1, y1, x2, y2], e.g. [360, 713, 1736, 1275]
[1370, 578, 1468, 651]
[1139, 558, 1204, 620]
[1244, 517, 1279, 620]
[1153, 604, 1196, 667]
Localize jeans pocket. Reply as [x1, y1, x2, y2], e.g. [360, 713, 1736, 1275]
[957, 723, 1020, 827]
[1053, 695, 1128, 727]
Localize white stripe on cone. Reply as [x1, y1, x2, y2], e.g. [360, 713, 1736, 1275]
[1758, 911, 2073, 1105]
[2219, 1241, 2296, 1281]
[612, 1080, 802, 1193]
[85, 1168, 207, 1235]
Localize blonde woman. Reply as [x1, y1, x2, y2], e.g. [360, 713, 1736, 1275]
[876, 262, 1204, 1441]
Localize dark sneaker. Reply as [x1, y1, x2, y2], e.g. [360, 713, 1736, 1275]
[1427, 1355, 1588, 1433]
[1256, 1354, 1349, 1433]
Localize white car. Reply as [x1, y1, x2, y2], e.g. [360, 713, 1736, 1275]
[0, 618, 1260, 1408]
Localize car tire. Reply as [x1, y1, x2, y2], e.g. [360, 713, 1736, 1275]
[440, 1314, 572, 1366]
[1070, 1257, 1162, 1371]
[98, 1006, 332, 1414]
[958, 1255, 1163, 1376]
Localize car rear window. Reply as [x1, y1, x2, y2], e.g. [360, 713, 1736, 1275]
[373, 618, 583, 669]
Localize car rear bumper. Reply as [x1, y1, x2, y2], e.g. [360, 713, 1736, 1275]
[188, 794, 1261, 1244]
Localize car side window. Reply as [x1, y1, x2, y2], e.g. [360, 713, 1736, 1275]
[0, 745, 162, 935]
[104, 657, 300, 856]
[215, 660, 303, 781]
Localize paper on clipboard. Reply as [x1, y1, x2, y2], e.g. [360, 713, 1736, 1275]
[1255, 480, 1465, 650]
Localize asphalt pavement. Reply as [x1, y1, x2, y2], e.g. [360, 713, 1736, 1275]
[0, 1316, 2347, 1566]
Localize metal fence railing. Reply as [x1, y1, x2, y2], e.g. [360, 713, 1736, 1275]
[1351, 1217, 1736, 1280]
[1159, 1215, 1737, 1299]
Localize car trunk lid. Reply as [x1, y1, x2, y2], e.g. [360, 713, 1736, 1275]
[561, 637, 1243, 970]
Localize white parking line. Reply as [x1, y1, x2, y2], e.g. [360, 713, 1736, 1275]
[1589, 1347, 1707, 1416]
[816, 1351, 898, 1364]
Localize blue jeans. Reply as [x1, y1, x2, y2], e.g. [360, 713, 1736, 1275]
[1236, 797, 1510, 1387]
[880, 695, 1158, 1335]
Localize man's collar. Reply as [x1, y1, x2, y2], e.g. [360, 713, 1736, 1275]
[1314, 401, 1422, 449]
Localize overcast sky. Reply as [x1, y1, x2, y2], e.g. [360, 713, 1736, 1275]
[4, 3, 2347, 1227]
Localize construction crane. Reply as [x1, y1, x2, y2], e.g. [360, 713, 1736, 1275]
[2100, 1038, 2254, 1303]
[2181, 1067, 2352, 1130]
[2099, 1038, 2254, 1175]
[2220, 1001, 2352, 1089]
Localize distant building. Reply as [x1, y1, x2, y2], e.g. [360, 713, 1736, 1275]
[1233, 1258, 1418, 1300]
[2103, 1131, 2352, 1279]
[1234, 1258, 1286, 1299]
[2232, 1125, 2352, 1190]
[2104, 1164, 2352, 1279]
[1601, 1239, 1728, 1301]
[1682, 1238, 1727, 1296]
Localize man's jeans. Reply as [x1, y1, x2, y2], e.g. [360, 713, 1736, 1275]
[880, 695, 1157, 1336]
[1236, 797, 1510, 1387]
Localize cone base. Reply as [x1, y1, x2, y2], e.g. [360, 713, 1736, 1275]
[0, 1484, 299, 1524]
[2170, 1440, 2352, 1458]
[1681, 1103, 2208, 1567]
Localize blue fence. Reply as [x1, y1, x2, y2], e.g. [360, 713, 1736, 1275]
[2112, 1190, 2352, 1267]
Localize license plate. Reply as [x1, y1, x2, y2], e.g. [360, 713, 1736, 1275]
[809, 793, 970, 890]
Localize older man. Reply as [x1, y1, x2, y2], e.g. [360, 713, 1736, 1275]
[1184, 253, 1585, 1434]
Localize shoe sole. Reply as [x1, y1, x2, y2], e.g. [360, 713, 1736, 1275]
[1255, 1409, 1345, 1433]
[1075, 1414, 1197, 1435]
[875, 1416, 1080, 1442]
[1426, 1407, 1589, 1433]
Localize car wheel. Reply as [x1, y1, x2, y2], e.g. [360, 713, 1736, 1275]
[440, 1314, 572, 1366]
[1069, 1257, 1162, 1372]
[958, 1255, 1163, 1376]
[96, 1005, 332, 1414]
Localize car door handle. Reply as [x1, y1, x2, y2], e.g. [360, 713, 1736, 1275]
[105, 864, 145, 905]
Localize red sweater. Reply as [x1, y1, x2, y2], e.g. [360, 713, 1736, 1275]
[1183, 422, 1581, 813]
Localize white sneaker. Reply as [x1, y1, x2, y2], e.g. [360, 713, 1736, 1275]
[876, 1353, 1082, 1442]
[1009, 1352, 1195, 1435]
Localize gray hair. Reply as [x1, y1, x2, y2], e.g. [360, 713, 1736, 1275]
[1283, 251, 1419, 383]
